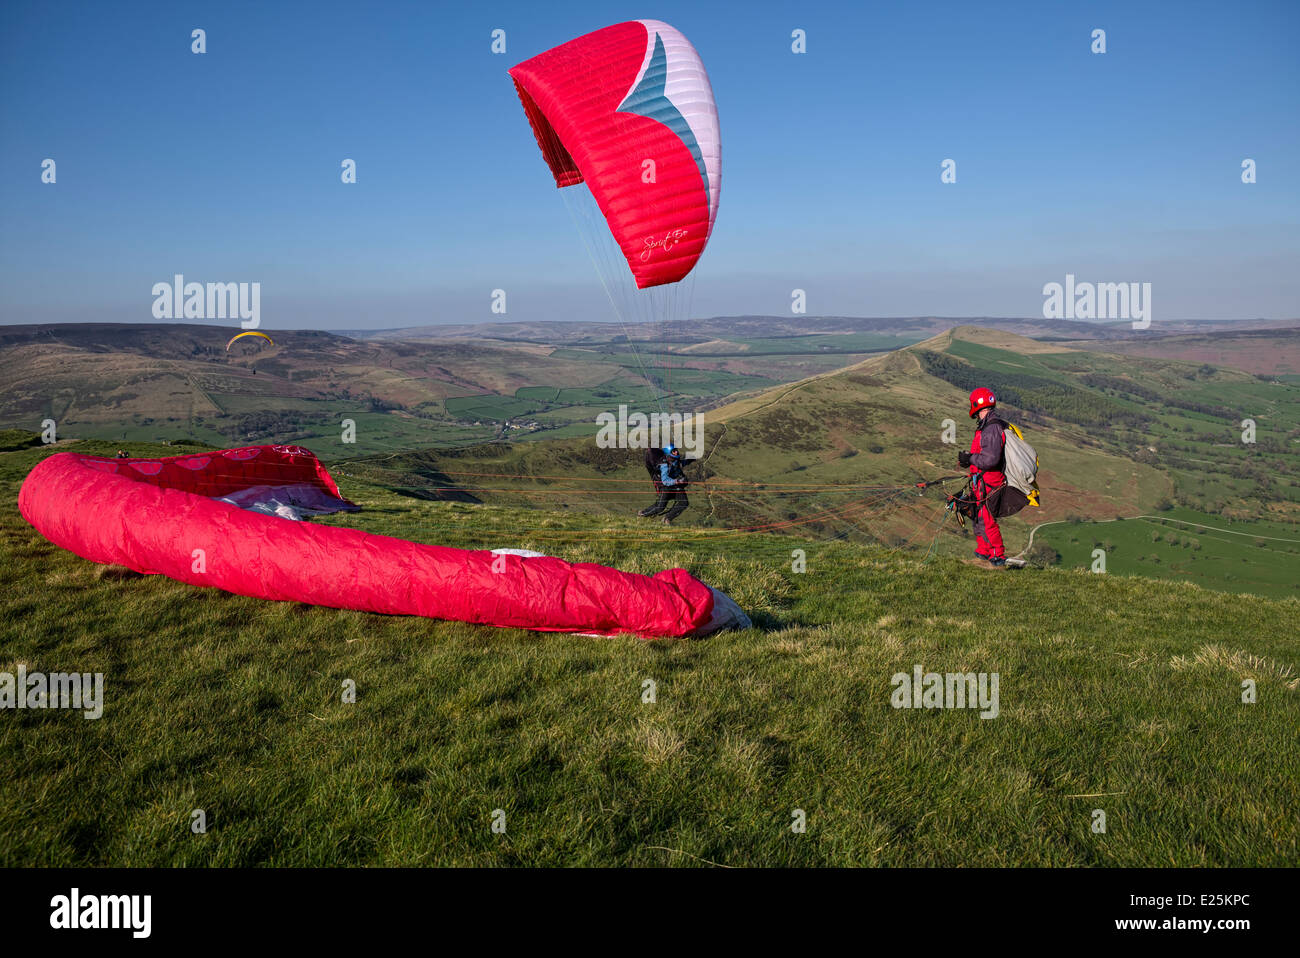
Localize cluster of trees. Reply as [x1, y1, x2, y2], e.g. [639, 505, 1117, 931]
[1078, 373, 1164, 403]
[917, 352, 1154, 429]
[223, 410, 327, 441]
[1163, 396, 1240, 421]
[1152, 530, 1203, 550]
[1027, 542, 1061, 565]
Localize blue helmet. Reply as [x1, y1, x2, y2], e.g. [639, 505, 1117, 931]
[663, 444, 681, 458]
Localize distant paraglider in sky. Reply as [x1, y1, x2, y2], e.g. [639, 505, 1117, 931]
[225, 330, 274, 351]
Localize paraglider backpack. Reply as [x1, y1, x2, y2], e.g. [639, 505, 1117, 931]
[645, 447, 667, 489]
[990, 421, 1040, 517]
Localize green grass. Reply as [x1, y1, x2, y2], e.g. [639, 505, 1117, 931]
[2, 440, 1297, 866]
[515, 375, 649, 407]
[443, 367, 777, 427]
[1041, 508, 1300, 599]
[444, 395, 544, 421]
[0, 429, 44, 453]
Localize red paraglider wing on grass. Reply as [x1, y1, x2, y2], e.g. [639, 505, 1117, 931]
[18, 445, 723, 638]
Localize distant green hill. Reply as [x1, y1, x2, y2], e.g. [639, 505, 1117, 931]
[0, 321, 909, 454]
[328, 324, 1299, 597]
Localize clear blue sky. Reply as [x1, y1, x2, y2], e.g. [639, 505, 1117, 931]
[1, 0, 1296, 328]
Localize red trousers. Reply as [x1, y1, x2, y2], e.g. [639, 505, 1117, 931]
[974, 478, 1004, 559]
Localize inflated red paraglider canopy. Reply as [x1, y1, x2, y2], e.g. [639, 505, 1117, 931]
[510, 19, 721, 289]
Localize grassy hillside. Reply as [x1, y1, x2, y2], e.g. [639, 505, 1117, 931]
[0, 324, 637, 453]
[1039, 508, 1300, 599]
[2, 440, 1297, 866]
[927, 333, 1300, 517]
[0, 322, 895, 454]
[690, 327, 1299, 586]
[327, 325, 1299, 598]
[343, 331, 1162, 549]
[5, 321, 1297, 595]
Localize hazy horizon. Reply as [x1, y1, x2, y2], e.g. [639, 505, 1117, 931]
[4, 312, 1299, 331]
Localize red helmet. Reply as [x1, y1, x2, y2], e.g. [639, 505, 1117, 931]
[968, 387, 996, 419]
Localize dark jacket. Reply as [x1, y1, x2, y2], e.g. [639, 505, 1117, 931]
[969, 416, 1006, 487]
